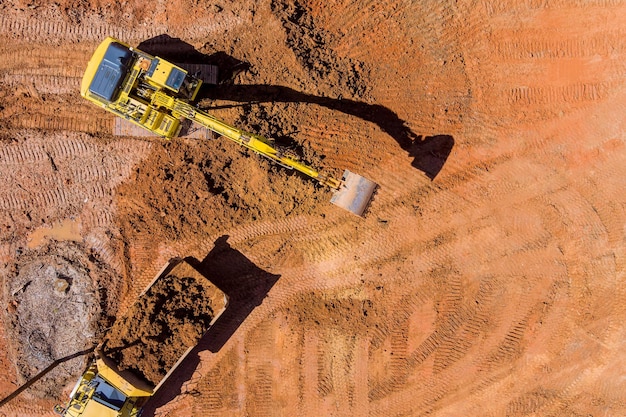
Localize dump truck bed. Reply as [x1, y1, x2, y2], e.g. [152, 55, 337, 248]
[55, 259, 227, 417]
[100, 259, 228, 391]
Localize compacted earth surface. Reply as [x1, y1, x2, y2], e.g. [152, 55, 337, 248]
[0, 0, 624, 416]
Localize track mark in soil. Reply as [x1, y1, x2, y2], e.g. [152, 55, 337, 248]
[301, 330, 319, 415]
[0, 74, 81, 95]
[244, 321, 276, 416]
[508, 83, 608, 105]
[481, 0, 624, 16]
[494, 33, 625, 59]
[9, 113, 113, 134]
[350, 337, 369, 415]
[0, 13, 162, 43]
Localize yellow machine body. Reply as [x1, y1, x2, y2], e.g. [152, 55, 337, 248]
[81, 37, 377, 216]
[81, 37, 201, 138]
[53, 362, 146, 417]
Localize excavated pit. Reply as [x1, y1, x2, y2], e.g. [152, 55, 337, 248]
[2, 241, 120, 398]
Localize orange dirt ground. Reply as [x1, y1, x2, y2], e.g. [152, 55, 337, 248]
[0, 0, 625, 416]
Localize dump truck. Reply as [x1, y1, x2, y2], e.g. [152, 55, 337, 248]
[53, 259, 228, 417]
[80, 37, 377, 216]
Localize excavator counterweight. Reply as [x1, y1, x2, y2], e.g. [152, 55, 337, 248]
[81, 37, 377, 216]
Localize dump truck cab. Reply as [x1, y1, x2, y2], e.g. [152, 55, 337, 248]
[53, 361, 147, 417]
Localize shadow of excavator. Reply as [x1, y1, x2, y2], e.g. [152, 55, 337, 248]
[139, 235, 280, 416]
[138, 35, 454, 180]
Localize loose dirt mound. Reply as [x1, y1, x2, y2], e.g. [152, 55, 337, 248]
[102, 262, 226, 386]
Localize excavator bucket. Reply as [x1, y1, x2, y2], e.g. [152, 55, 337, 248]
[330, 170, 378, 217]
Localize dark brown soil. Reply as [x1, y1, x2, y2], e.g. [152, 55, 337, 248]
[102, 263, 225, 386]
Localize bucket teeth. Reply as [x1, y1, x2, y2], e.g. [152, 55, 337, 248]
[330, 170, 378, 217]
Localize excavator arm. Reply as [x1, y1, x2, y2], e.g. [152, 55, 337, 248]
[151, 91, 342, 189]
[81, 37, 377, 216]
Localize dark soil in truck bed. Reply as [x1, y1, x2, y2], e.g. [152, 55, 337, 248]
[102, 262, 226, 386]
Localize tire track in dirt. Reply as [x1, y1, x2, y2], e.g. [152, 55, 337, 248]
[470, 191, 611, 412]
[0, 401, 53, 417]
[361, 173, 594, 414]
[9, 113, 113, 135]
[315, 334, 333, 398]
[0, 188, 78, 212]
[297, 112, 386, 173]
[1, 74, 81, 95]
[388, 325, 409, 390]
[328, 332, 353, 407]
[0, 8, 245, 45]
[0, 131, 114, 167]
[189, 346, 242, 415]
[492, 88, 624, 414]
[269, 316, 301, 416]
[373, 290, 485, 410]
[0, 142, 47, 165]
[0, 42, 92, 64]
[0, 132, 141, 210]
[493, 32, 625, 59]
[0, 44, 89, 97]
[481, 0, 624, 16]
[243, 321, 275, 416]
[414, 98, 623, 412]
[300, 330, 319, 415]
[508, 83, 610, 106]
[0, 13, 163, 43]
[309, 0, 385, 37]
[83, 232, 125, 273]
[375, 281, 565, 415]
[460, 1, 626, 133]
[348, 336, 369, 415]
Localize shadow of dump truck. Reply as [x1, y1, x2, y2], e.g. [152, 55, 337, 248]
[139, 235, 280, 416]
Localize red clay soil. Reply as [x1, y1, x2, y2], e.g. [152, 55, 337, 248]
[0, 0, 625, 416]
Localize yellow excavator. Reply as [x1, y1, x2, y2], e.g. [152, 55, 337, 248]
[80, 37, 377, 216]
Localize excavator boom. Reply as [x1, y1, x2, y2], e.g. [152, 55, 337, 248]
[81, 37, 377, 216]
[153, 90, 342, 189]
